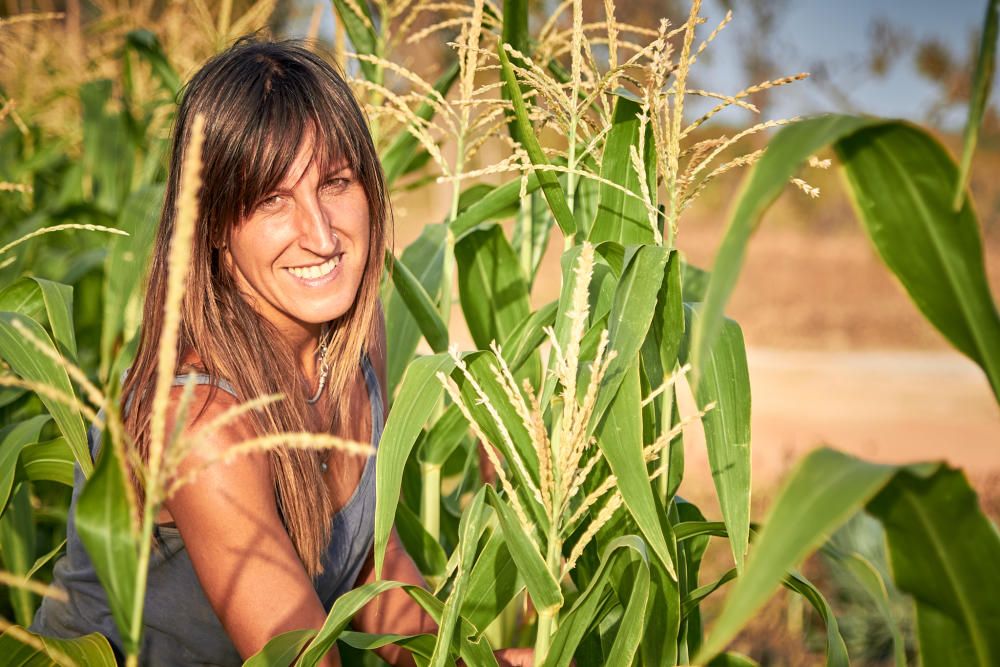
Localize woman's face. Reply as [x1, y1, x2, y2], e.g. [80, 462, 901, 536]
[224, 135, 370, 341]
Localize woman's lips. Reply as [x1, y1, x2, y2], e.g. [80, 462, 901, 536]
[284, 254, 344, 286]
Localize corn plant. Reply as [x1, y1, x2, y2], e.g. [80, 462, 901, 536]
[1, 1, 999, 666]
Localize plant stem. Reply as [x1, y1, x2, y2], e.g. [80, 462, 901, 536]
[657, 381, 676, 500]
[420, 462, 441, 539]
[535, 521, 563, 662]
[128, 487, 157, 665]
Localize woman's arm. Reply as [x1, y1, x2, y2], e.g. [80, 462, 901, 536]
[163, 386, 341, 667]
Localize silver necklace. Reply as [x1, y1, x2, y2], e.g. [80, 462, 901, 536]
[308, 332, 331, 472]
[307, 334, 331, 405]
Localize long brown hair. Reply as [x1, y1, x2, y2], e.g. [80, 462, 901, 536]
[122, 37, 389, 579]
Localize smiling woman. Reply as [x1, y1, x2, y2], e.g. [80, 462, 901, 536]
[20, 37, 537, 667]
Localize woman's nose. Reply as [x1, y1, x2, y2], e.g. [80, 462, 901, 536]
[297, 198, 337, 256]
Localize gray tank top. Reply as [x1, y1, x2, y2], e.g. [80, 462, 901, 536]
[30, 352, 384, 666]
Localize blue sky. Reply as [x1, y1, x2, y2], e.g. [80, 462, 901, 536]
[693, 0, 997, 128]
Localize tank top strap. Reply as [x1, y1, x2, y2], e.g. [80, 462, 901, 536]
[170, 373, 239, 398]
[359, 349, 384, 447]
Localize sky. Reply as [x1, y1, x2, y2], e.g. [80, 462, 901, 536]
[693, 0, 998, 129]
[297, 0, 998, 131]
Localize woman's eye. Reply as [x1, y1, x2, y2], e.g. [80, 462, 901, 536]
[257, 194, 284, 210]
[322, 176, 352, 192]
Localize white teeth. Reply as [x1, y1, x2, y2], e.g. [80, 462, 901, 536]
[287, 255, 340, 280]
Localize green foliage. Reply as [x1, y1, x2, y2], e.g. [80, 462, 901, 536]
[2, 1, 998, 666]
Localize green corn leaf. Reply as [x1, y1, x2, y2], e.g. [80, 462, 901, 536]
[419, 403, 468, 468]
[0, 313, 90, 477]
[589, 245, 671, 429]
[75, 432, 140, 654]
[332, 0, 379, 82]
[827, 551, 907, 667]
[339, 630, 436, 659]
[453, 351, 543, 526]
[25, 537, 67, 581]
[953, 0, 998, 210]
[868, 466, 1000, 667]
[694, 448, 930, 663]
[0, 416, 50, 516]
[594, 362, 677, 580]
[244, 629, 317, 667]
[19, 437, 75, 488]
[383, 61, 460, 187]
[455, 224, 533, 352]
[0, 484, 37, 625]
[457, 183, 519, 221]
[588, 92, 657, 245]
[297, 580, 406, 667]
[451, 173, 543, 242]
[682, 568, 738, 616]
[375, 353, 455, 578]
[836, 123, 1000, 401]
[403, 586, 499, 667]
[500, 299, 557, 375]
[782, 572, 850, 667]
[707, 653, 759, 667]
[430, 488, 487, 667]
[681, 259, 710, 303]
[497, 43, 576, 238]
[0, 279, 47, 323]
[543, 535, 650, 667]
[80, 80, 133, 214]
[460, 526, 524, 634]
[484, 485, 562, 614]
[680, 305, 751, 573]
[394, 501, 448, 578]
[500, 0, 530, 146]
[0, 277, 77, 360]
[674, 520, 729, 542]
[691, 114, 883, 394]
[386, 250, 449, 354]
[125, 30, 181, 95]
[101, 185, 162, 381]
[0, 626, 117, 666]
[384, 224, 447, 397]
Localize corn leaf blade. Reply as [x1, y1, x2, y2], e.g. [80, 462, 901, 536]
[867, 466, 1000, 667]
[497, 43, 576, 238]
[680, 305, 751, 574]
[695, 448, 927, 663]
[588, 93, 657, 245]
[485, 485, 562, 613]
[836, 122, 1000, 401]
[75, 430, 140, 653]
[953, 0, 999, 209]
[0, 313, 91, 477]
[0, 626, 118, 666]
[384, 224, 447, 396]
[455, 225, 532, 351]
[386, 250, 449, 354]
[374, 353, 455, 577]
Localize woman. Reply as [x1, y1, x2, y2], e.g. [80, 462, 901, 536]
[31, 37, 531, 666]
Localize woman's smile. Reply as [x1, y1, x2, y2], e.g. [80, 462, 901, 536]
[285, 253, 344, 282]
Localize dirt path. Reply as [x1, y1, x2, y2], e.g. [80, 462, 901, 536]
[677, 347, 1000, 515]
